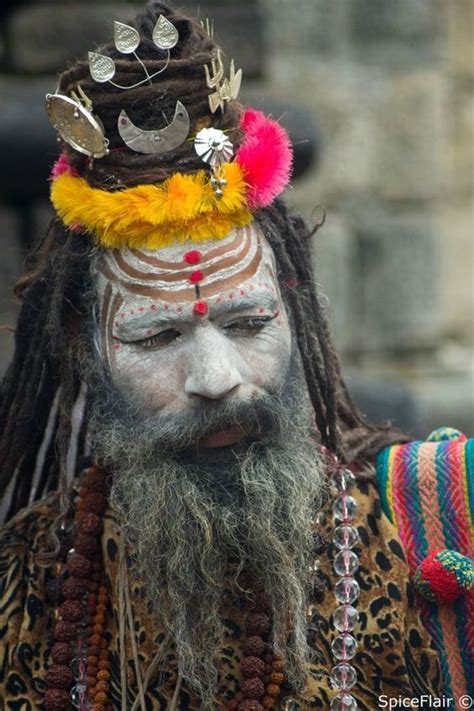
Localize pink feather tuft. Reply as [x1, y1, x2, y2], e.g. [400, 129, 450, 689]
[50, 152, 77, 181]
[236, 109, 293, 209]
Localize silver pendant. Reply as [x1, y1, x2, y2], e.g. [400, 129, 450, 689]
[194, 127, 234, 167]
[114, 22, 140, 54]
[117, 101, 190, 154]
[46, 87, 109, 159]
[153, 15, 179, 50]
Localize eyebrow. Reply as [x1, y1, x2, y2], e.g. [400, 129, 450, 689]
[114, 290, 279, 334]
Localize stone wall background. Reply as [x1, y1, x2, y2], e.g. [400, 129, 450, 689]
[0, 0, 472, 436]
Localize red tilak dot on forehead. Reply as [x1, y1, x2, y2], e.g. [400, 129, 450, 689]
[193, 300, 209, 317]
[189, 270, 204, 284]
[184, 250, 203, 265]
[259, 308, 265, 314]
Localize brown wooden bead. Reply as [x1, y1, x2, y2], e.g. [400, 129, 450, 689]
[261, 696, 275, 709]
[60, 599, 84, 622]
[77, 512, 102, 535]
[269, 672, 284, 685]
[246, 613, 271, 636]
[74, 533, 97, 556]
[88, 646, 100, 657]
[241, 678, 265, 698]
[46, 663, 73, 689]
[62, 577, 87, 600]
[51, 642, 74, 665]
[87, 675, 98, 687]
[88, 666, 98, 679]
[271, 660, 284, 672]
[44, 688, 71, 709]
[94, 613, 106, 625]
[91, 705, 106, 711]
[87, 655, 99, 666]
[237, 701, 264, 711]
[225, 701, 239, 710]
[98, 660, 110, 670]
[66, 553, 92, 578]
[94, 691, 109, 703]
[54, 620, 77, 641]
[96, 603, 107, 615]
[264, 684, 281, 698]
[243, 636, 266, 657]
[97, 669, 110, 681]
[82, 492, 108, 514]
[93, 624, 104, 635]
[241, 656, 266, 678]
[96, 680, 110, 693]
[89, 634, 102, 646]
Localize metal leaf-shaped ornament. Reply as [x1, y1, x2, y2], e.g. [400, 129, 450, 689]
[153, 15, 179, 50]
[114, 22, 140, 54]
[89, 52, 116, 83]
[229, 61, 242, 100]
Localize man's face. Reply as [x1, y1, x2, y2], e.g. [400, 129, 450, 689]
[96, 222, 292, 446]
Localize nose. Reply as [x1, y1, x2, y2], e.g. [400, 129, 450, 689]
[184, 330, 244, 401]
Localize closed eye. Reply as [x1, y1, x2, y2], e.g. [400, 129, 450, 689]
[125, 328, 182, 350]
[223, 312, 278, 336]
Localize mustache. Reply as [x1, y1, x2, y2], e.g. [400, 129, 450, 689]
[89, 374, 292, 455]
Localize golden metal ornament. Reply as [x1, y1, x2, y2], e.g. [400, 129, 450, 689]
[204, 50, 242, 114]
[45, 86, 109, 159]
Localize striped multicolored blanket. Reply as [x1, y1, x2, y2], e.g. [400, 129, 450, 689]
[376, 427, 474, 701]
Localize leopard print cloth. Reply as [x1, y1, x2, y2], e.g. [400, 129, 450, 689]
[0, 479, 441, 709]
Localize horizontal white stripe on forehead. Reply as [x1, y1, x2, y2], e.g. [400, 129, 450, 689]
[102, 224, 261, 294]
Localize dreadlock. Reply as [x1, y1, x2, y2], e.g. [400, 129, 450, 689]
[0, 0, 408, 521]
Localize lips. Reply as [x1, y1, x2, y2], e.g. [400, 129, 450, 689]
[198, 427, 244, 448]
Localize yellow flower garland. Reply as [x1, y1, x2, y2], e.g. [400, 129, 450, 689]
[50, 162, 253, 250]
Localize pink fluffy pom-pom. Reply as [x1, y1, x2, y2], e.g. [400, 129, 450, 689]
[50, 152, 77, 181]
[236, 109, 293, 209]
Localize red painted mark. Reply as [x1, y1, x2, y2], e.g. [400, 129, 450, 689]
[120, 313, 125, 319]
[184, 250, 202, 265]
[258, 308, 265, 314]
[240, 289, 246, 296]
[164, 304, 169, 311]
[139, 306, 144, 312]
[190, 270, 204, 284]
[113, 344, 120, 351]
[228, 293, 235, 300]
[146, 329, 153, 336]
[150, 304, 157, 311]
[215, 297, 222, 304]
[193, 300, 209, 317]
[177, 306, 183, 313]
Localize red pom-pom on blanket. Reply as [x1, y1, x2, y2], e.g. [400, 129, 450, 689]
[414, 549, 474, 603]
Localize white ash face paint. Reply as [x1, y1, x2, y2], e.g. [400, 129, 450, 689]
[95, 222, 292, 415]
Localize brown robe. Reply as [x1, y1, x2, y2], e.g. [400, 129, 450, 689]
[0, 478, 441, 709]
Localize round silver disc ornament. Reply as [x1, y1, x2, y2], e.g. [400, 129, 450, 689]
[194, 127, 234, 167]
[46, 93, 109, 159]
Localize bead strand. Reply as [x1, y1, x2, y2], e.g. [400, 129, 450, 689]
[328, 457, 360, 711]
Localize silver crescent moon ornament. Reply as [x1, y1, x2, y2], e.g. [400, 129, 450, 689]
[153, 15, 179, 50]
[114, 22, 140, 54]
[89, 52, 116, 83]
[117, 100, 190, 154]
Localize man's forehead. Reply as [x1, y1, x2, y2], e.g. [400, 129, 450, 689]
[97, 222, 278, 304]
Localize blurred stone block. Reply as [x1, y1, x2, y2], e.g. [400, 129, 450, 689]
[181, 0, 265, 78]
[444, 0, 474, 79]
[8, 1, 265, 78]
[0, 209, 22, 377]
[261, 0, 347, 56]
[349, 0, 440, 68]
[7, 3, 142, 74]
[311, 214, 358, 354]
[445, 90, 474, 198]
[375, 71, 445, 201]
[358, 212, 440, 352]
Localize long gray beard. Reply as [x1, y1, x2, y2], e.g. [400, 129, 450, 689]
[89, 366, 327, 708]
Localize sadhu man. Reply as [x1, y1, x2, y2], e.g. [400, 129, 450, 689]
[1, 2, 472, 709]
